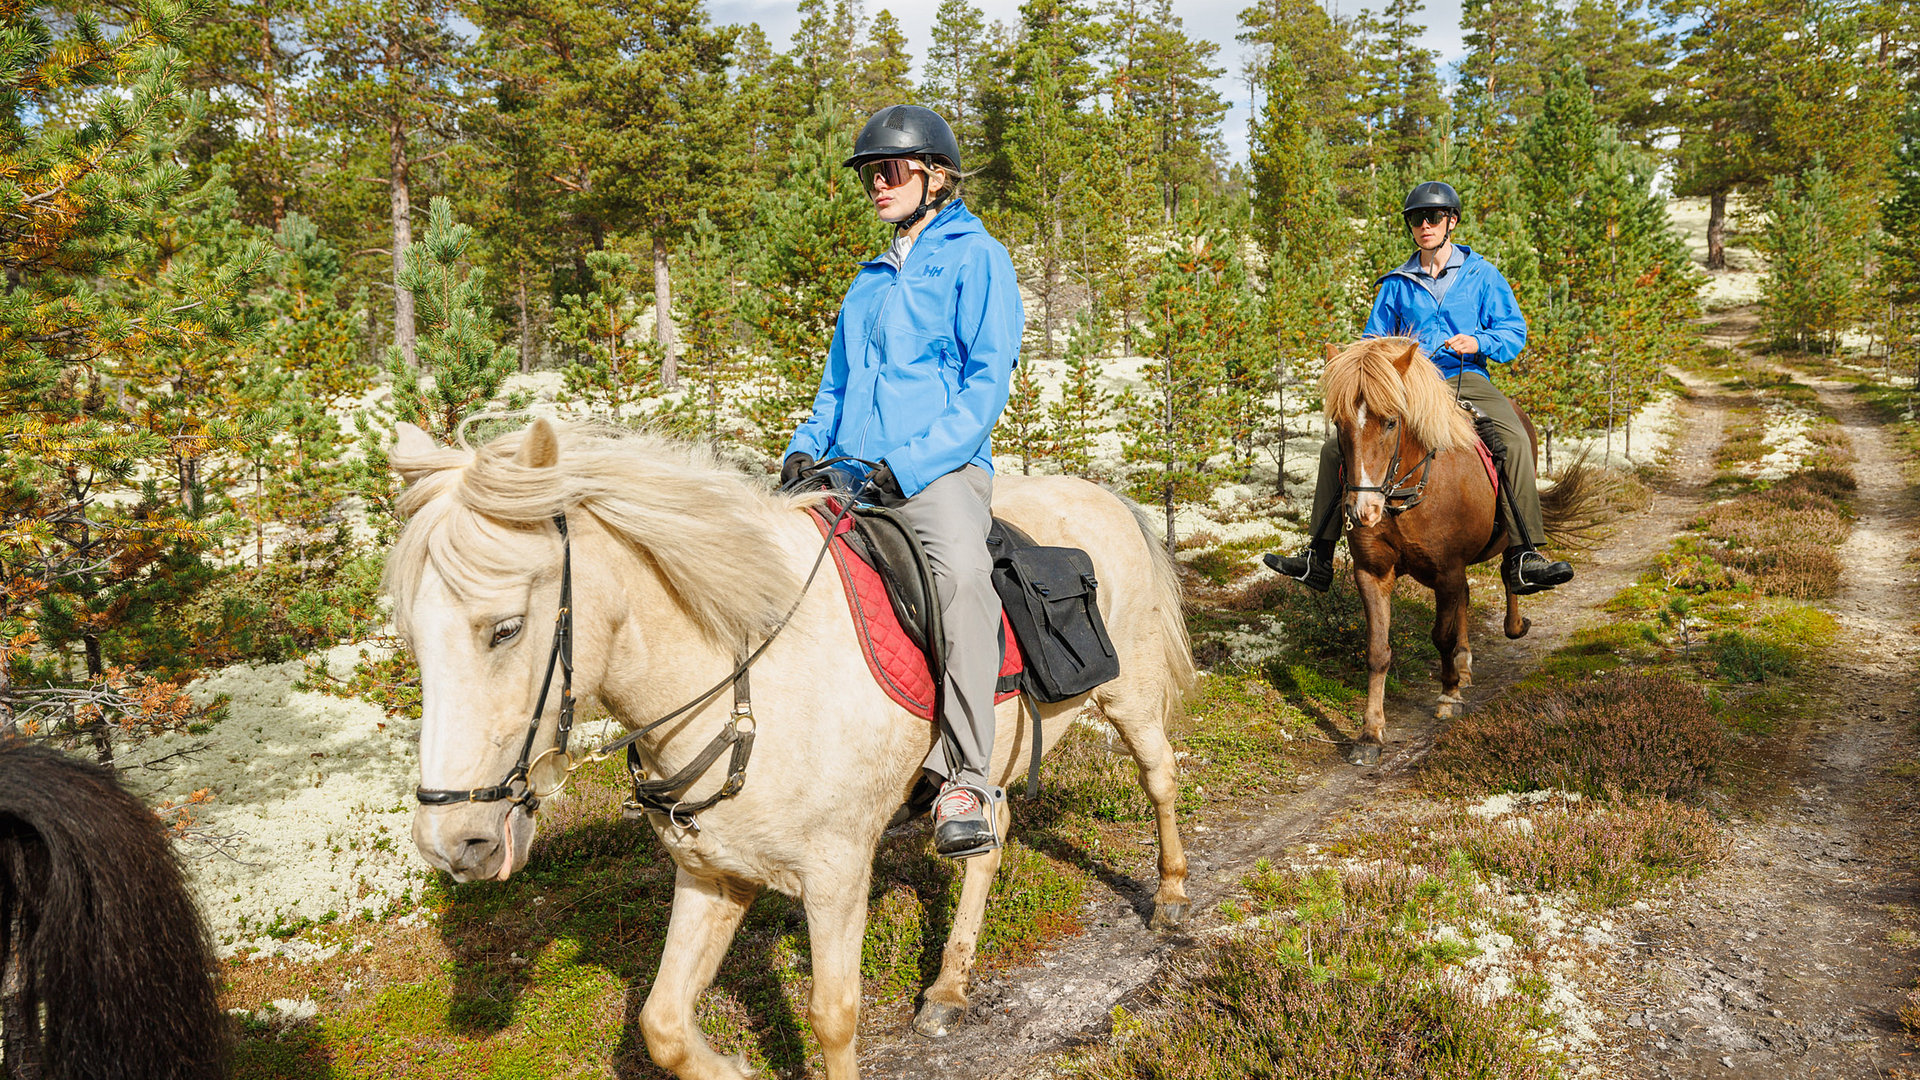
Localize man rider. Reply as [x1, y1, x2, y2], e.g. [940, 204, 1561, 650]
[1265, 181, 1575, 596]
[778, 105, 1024, 860]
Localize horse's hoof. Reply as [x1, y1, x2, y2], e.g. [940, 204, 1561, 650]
[913, 1000, 966, 1039]
[1435, 702, 1457, 720]
[1347, 743, 1383, 767]
[1505, 617, 1531, 640]
[1149, 901, 1190, 930]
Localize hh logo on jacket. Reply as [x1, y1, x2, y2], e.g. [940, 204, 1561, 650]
[921, 266, 944, 277]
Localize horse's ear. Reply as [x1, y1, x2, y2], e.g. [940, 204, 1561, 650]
[391, 423, 444, 485]
[1323, 343, 1339, 364]
[516, 418, 561, 469]
[395, 422, 435, 459]
[1394, 342, 1420, 374]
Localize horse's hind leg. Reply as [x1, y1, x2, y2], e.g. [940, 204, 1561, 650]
[1504, 588, 1531, 639]
[640, 868, 759, 1080]
[1101, 690, 1191, 929]
[914, 804, 1009, 1039]
[1432, 570, 1471, 719]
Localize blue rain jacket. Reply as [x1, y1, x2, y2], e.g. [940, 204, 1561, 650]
[784, 201, 1025, 498]
[1363, 244, 1528, 383]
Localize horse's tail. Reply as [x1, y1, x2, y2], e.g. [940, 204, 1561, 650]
[1126, 499, 1197, 719]
[1538, 449, 1618, 549]
[0, 739, 226, 1079]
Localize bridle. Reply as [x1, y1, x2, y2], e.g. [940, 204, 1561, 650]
[414, 468, 867, 827]
[1341, 416, 1437, 516]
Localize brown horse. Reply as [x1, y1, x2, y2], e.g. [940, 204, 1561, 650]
[1324, 337, 1600, 765]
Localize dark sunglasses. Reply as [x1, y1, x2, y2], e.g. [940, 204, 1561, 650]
[858, 158, 927, 192]
[1405, 208, 1454, 227]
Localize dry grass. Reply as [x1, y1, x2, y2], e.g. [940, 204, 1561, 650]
[1693, 470, 1852, 599]
[1424, 670, 1724, 802]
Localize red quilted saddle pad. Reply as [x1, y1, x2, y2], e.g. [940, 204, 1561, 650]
[1475, 438, 1500, 493]
[810, 507, 1023, 721]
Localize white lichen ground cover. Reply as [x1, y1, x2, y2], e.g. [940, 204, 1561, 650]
[119, 644, 431, 958]
[1747, 400, 1824, 481]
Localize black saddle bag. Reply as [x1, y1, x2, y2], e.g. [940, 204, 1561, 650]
[991, 542, 1119, 703]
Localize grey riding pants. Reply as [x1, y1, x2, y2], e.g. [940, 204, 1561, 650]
[888, 465, 998, 788]
[1306, 370, 1545, 547]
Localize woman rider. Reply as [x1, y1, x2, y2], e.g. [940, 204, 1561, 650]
[778, 105, 1024, 860]
[1266, 181, 1574, 596]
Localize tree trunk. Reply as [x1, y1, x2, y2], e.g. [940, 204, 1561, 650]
[84, 634, 111, 765]
[260, 7, 284, 227]
[654, 235, 678, 390]
[516, 264, 533, 373]
[1706, 191, 1727, 271]
[1163, 484, 1177, 560]
[389, 108, 417, 368]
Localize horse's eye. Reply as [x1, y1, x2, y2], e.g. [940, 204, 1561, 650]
[490, 618, 525, 647]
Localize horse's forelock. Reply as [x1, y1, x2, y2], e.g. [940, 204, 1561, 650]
[1322, 337, 1476, 453]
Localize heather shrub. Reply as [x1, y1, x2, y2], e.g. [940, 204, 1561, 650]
[1693, 475, 1851, 599]
[1072, 865, 1556, 1080]
[1411, 796, 1731, 907]
[1424, 670, 1723, 801]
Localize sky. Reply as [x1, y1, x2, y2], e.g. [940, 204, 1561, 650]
[704, 0, 1471, 162]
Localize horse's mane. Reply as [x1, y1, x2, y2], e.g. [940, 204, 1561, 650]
[386, 422, 813, 646]
[0, 738, 226, 1078]
[1322, 336, 1477, 453]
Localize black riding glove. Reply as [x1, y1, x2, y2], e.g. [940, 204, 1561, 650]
[780, 453, 815, 485]
[868, 462, 905, 501]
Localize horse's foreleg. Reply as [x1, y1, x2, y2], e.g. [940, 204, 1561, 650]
[639, 868, 758, 1080]
[1354, 566, 1395, 766]
[913, 803, 1009, 1039]
[803, 863, 873, 1079]
[1432, 572, 1470, 719]
[1106, 705, 1190, 929]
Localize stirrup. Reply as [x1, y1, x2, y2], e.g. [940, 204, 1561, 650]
[933, 781, 1004, 860]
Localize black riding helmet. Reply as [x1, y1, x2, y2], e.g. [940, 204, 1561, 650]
[844, 104, 963, 170]
[1402, 180, 1462, 218]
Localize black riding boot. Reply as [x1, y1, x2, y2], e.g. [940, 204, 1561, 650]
[1502, 545, 1573, 595]
[1265, 538, 1336, 593]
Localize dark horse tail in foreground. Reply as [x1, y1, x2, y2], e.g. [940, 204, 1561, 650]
[1325, 337, 1610, 765]
[0, 738, 226, 1079]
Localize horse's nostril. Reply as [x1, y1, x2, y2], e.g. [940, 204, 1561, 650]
[450, 836, 498, 873]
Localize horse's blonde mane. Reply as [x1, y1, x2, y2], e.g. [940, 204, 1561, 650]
[1321, 336, 1477, 453]
[385, 422, 814, 646]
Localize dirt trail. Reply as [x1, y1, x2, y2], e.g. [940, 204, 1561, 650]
[1618, 371, 1920, 1079]
[860, 374, 1738, 1079]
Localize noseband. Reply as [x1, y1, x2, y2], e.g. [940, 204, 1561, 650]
[1342, 417, 1437, 515]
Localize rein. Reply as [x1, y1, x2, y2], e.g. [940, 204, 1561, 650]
[414, 469, 868, 822]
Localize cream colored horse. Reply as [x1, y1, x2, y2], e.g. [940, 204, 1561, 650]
[388, 418, 1195, 1080]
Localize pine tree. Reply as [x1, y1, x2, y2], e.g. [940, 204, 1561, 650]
[1763, 159, 1874, 352]
[386, 198, 518, 437]
[1048, 313, 1113, 478]
[854, 9, 914, 113]
[1541, 0, 1672, 149]
[1118, 234, 1242, 554]
[0, 0, 268, 728]
[1356, 0, 1445, 165]
[553, 248, 650, 415]
[667, 213, 750, 446]
[300, 0, 466, 367]
[999, 360, 1051, 474]
[1454, 0, 1548, 157]
[1117, 0, 1227, 220]
[746, 102, 887, 458]
[924, 0, 991, 151]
